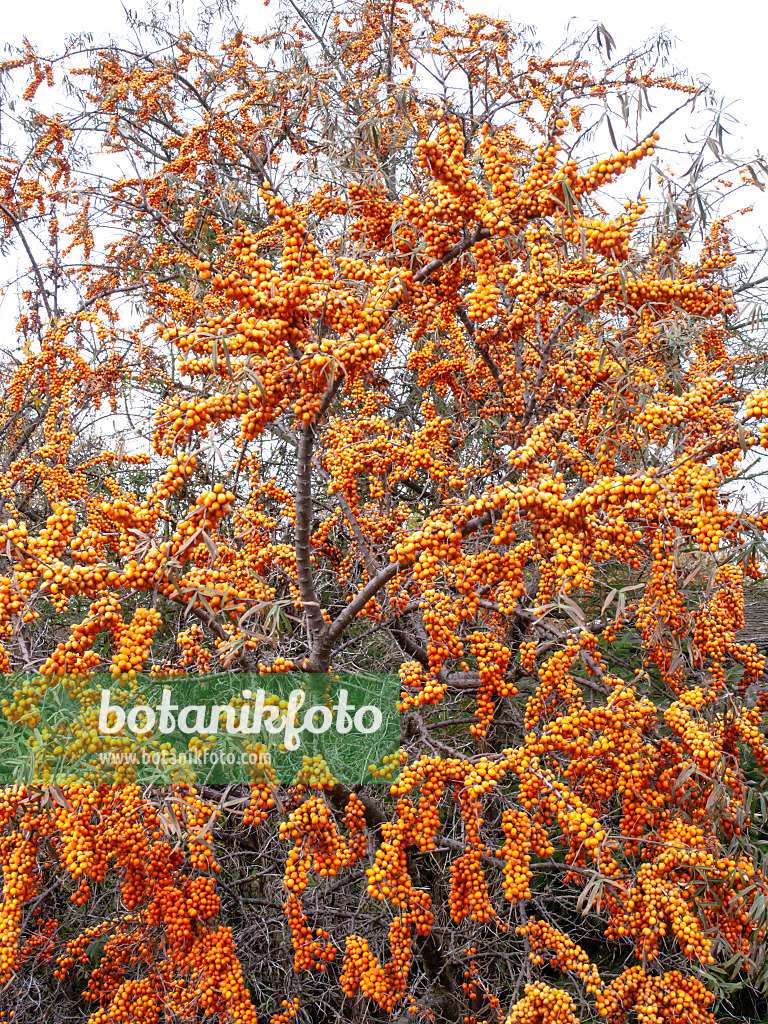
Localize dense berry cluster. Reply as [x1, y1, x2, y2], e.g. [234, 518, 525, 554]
[0, 2, 766, 1023]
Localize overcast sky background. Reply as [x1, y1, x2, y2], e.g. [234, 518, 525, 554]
[2, 0, 767, 497]
[3, 0, 765, 218]
[2, 0, 766, 167]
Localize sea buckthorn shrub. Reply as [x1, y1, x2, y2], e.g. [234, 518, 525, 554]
[0, 0, 767, 1022]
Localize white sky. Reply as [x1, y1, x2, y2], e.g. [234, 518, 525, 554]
[1, 0, 766, 170]
[475, 0, 766, 156]
[2, 0, 767, 499]
[2, 0, 765, 222]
